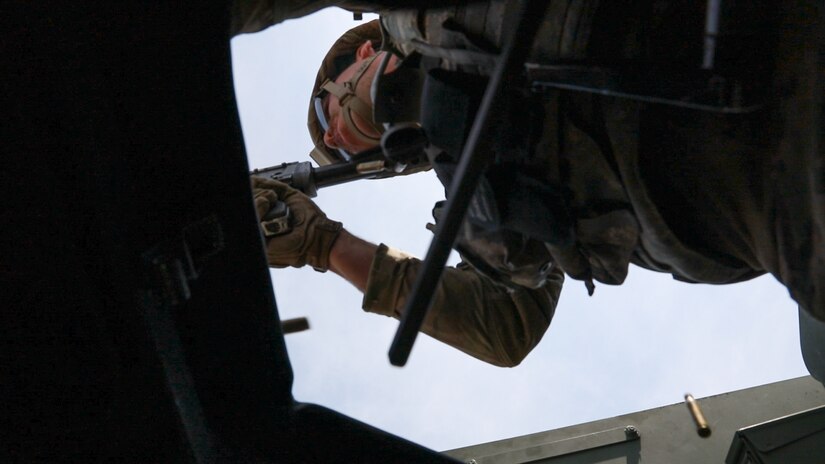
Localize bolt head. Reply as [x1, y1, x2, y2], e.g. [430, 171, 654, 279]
[625, 425, 640, 438]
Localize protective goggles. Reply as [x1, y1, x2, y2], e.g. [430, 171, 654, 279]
[313, 54, 385, 161]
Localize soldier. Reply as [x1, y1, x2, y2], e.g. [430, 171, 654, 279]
[253, 18, 563, 367]
[248, 4, 825, 380]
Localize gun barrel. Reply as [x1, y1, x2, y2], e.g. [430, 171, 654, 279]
[312, 160, 383, 189]
[250, 146, 390, 195]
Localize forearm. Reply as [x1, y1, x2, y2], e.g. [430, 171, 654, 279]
[322, 229, 563, 367]
[328, 229, 378, 292]
[363, 245, 564, 367]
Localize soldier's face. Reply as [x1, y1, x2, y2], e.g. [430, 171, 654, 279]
[322, 56, 383, 153]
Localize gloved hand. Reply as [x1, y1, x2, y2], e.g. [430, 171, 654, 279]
[251, 176, 342, 271]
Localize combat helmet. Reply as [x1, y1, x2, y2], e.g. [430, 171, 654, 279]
[307, 20, 383, 166]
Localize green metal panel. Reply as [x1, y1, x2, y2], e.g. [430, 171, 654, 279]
[446, 377, 825, 464]
[726, 405, 825, 463]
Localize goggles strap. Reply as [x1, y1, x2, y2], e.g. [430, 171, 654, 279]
[320, 54, 385, 144]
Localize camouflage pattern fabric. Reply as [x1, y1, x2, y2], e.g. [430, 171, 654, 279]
[379, 1, 825, 324]
[363, 244, 563, 367]
[235, 1, 824, 368]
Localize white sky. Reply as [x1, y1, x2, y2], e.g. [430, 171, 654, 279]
[230, 8, 808, 452]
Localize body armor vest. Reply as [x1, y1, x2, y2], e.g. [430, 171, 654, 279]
[378, 0, 761, 290]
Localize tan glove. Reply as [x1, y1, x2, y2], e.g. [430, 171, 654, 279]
[251, 176, 342, 271]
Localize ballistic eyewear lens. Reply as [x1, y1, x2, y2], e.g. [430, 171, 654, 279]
[313, 94, 352, 162]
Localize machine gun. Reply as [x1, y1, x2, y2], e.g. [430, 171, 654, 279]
[250, 124, 430, 237]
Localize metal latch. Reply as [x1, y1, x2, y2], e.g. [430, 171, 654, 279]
[143, 214, 224, 306]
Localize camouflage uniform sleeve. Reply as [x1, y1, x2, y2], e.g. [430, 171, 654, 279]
[230, 1, 384, 36]
[230, 0, 338, 36]
[363, 244, 564, 367]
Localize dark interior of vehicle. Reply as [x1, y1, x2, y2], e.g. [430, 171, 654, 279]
[3, 2, 455, 462]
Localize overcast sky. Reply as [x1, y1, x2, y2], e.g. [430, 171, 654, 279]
[230, 7, 808, 452]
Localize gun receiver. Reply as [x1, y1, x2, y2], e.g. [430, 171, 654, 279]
[250, 156, 384, 237]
